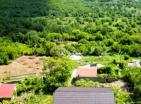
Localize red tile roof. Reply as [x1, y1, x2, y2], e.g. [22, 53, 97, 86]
[76, 65, 97, 77]
[0, 83, 16, 98]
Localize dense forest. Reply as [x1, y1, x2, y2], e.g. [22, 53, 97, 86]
[0, 0, 141, 103]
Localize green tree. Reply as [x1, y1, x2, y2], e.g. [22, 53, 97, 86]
[43, 57, 77, 92]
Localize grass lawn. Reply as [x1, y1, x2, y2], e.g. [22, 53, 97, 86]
[82, 55, 126, 65]
[24, 95, 53, 104]
[39, 95, 53, 104]
[82, 55, 141, 65]
[1, 94, 53, 104]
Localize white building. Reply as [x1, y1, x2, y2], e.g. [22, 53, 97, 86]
[70, 54, 82, 61]
[128, 60, 141, 67]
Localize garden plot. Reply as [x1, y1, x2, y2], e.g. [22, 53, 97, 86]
[0, 56, 46, 80]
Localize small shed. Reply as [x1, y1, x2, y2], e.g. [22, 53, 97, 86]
[0, 83, 16, 99]
[72, 64, 97, 78]
[53, 87, 115, 104]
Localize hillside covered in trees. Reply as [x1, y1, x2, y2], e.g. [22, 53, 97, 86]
[0, 0, 141, 103]
[0, 0, 141, 64]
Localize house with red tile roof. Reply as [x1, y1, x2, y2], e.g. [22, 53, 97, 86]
[0, 83, 16, 99]
[72, 64, 97, 78]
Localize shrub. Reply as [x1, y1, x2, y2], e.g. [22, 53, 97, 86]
[50, 47, 70, 57]
[95, 32, 103, 41]
[43, 57, 77, 92]
[98, 66, 112, 74]
[129, 45, 141, 57]
[64, 45, 77, 53]
[46, 33, 62, 41]
[0, 52, 9, 65]
[124, 55, 130, 60]
[17, 77, 43, 96]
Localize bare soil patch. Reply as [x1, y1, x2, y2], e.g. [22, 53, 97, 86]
[0, 56, 46, 80]
[104, 80, 128, 91]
